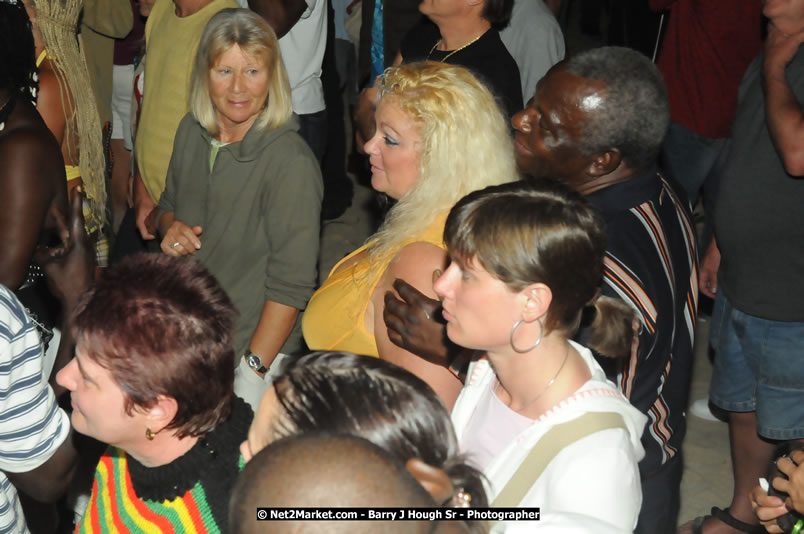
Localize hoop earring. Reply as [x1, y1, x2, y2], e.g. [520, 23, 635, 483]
[145, 427, 156, 441]
[510, 318, 543, 353]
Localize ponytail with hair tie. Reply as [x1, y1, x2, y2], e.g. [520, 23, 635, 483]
[586, 296, 640, 359]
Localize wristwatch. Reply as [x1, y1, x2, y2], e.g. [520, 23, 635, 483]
[245, 350, 268, 374]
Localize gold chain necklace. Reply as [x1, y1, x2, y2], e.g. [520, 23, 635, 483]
[427, 30, 487, 63]
[497, 342, 571, 414]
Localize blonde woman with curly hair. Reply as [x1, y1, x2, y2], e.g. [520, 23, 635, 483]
[22, 0, 108, 266]
[303, 61, 519, 408]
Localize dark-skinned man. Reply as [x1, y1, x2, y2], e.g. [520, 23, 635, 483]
[384, 46, 697, 534]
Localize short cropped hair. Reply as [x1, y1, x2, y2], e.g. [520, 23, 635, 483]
[230, 434, 438, 534]
[562, 46, 669, 173]
[445, 180, 637, 357]
[190, 8, 292, 136]
[71, 254, 238, 438]
[483, 0, 514, 26]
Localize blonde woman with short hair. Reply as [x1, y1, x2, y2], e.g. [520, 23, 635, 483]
[157, 9, 323, 408]
[303, 61, 519, 409]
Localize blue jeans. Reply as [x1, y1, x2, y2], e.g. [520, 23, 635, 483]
[661, 121, 729, 246]
[709, 292, 804, 440]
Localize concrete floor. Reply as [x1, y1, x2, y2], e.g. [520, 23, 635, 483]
[678, 316, 733, 525]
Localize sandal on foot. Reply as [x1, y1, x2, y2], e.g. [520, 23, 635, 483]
[679, 507, 764, 534]
[709, 507, 765, 534]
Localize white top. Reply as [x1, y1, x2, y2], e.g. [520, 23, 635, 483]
[461, 378, 532, 471]
[236, 0, 326, 114]
[452, 341, 647, 533]
[0, 286, 71, 534]
[500, 0, 565, 102]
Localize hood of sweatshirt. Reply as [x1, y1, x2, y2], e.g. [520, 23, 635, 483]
[195, 113, 302, 163]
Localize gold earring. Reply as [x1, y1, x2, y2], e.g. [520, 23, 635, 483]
[145, 427, 155, 441]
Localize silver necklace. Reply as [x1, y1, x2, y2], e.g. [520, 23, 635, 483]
[497, 342, 571, 413]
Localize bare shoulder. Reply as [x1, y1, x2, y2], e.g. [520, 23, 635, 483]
[0, 107, 65, 191]
[385, 242, 447, 298]
[36, 67, 71, 141]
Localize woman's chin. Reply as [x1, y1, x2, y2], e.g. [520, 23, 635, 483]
[370, 173, 386, 194]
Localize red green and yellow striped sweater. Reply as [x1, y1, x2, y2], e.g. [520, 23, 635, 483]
[76, 397, 252, 533]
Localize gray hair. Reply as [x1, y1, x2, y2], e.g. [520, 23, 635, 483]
[562, 46, 669, 172]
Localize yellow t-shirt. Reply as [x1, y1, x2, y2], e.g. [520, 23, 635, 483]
[302, 215, 447, 357]
[135, 0, 237, 202]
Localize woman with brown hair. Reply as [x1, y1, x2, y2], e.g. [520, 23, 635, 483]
[435, 181, 646, 532]
[56, 254, 251, 532]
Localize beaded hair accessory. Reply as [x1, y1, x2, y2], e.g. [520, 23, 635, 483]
[451, 489, 472, 508]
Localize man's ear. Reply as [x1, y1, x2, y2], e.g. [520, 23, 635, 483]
[586, 149, 622, 177]
[405, 458, 454, 505]
[147, 395, 179, 434]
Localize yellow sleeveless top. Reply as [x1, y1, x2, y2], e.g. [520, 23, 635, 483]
[302, 215, 448, 357]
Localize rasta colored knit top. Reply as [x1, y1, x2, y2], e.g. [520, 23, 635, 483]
[76, 396, 252, 533]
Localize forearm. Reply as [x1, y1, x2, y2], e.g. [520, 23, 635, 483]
[7, 429, 78, 502]
[248, 300, 300, 369]
[133, 171, 155, 209]
[764, 72, 804, 175]
[157, 211, 175, 236]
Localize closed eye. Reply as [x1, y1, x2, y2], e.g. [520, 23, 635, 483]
[384, 135, 399, 147]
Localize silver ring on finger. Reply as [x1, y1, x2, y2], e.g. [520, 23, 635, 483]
[171, 241, 180, 249]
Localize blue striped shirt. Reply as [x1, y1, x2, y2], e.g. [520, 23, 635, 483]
[0, 286, 69, 534]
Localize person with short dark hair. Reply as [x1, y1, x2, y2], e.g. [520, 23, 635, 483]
[56, 254, 252, 532]
[512, 47, 696, 534]
[231, 434, 472, 534]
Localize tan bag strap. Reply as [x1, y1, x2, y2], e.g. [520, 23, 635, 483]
[491, 411, 627, 509]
